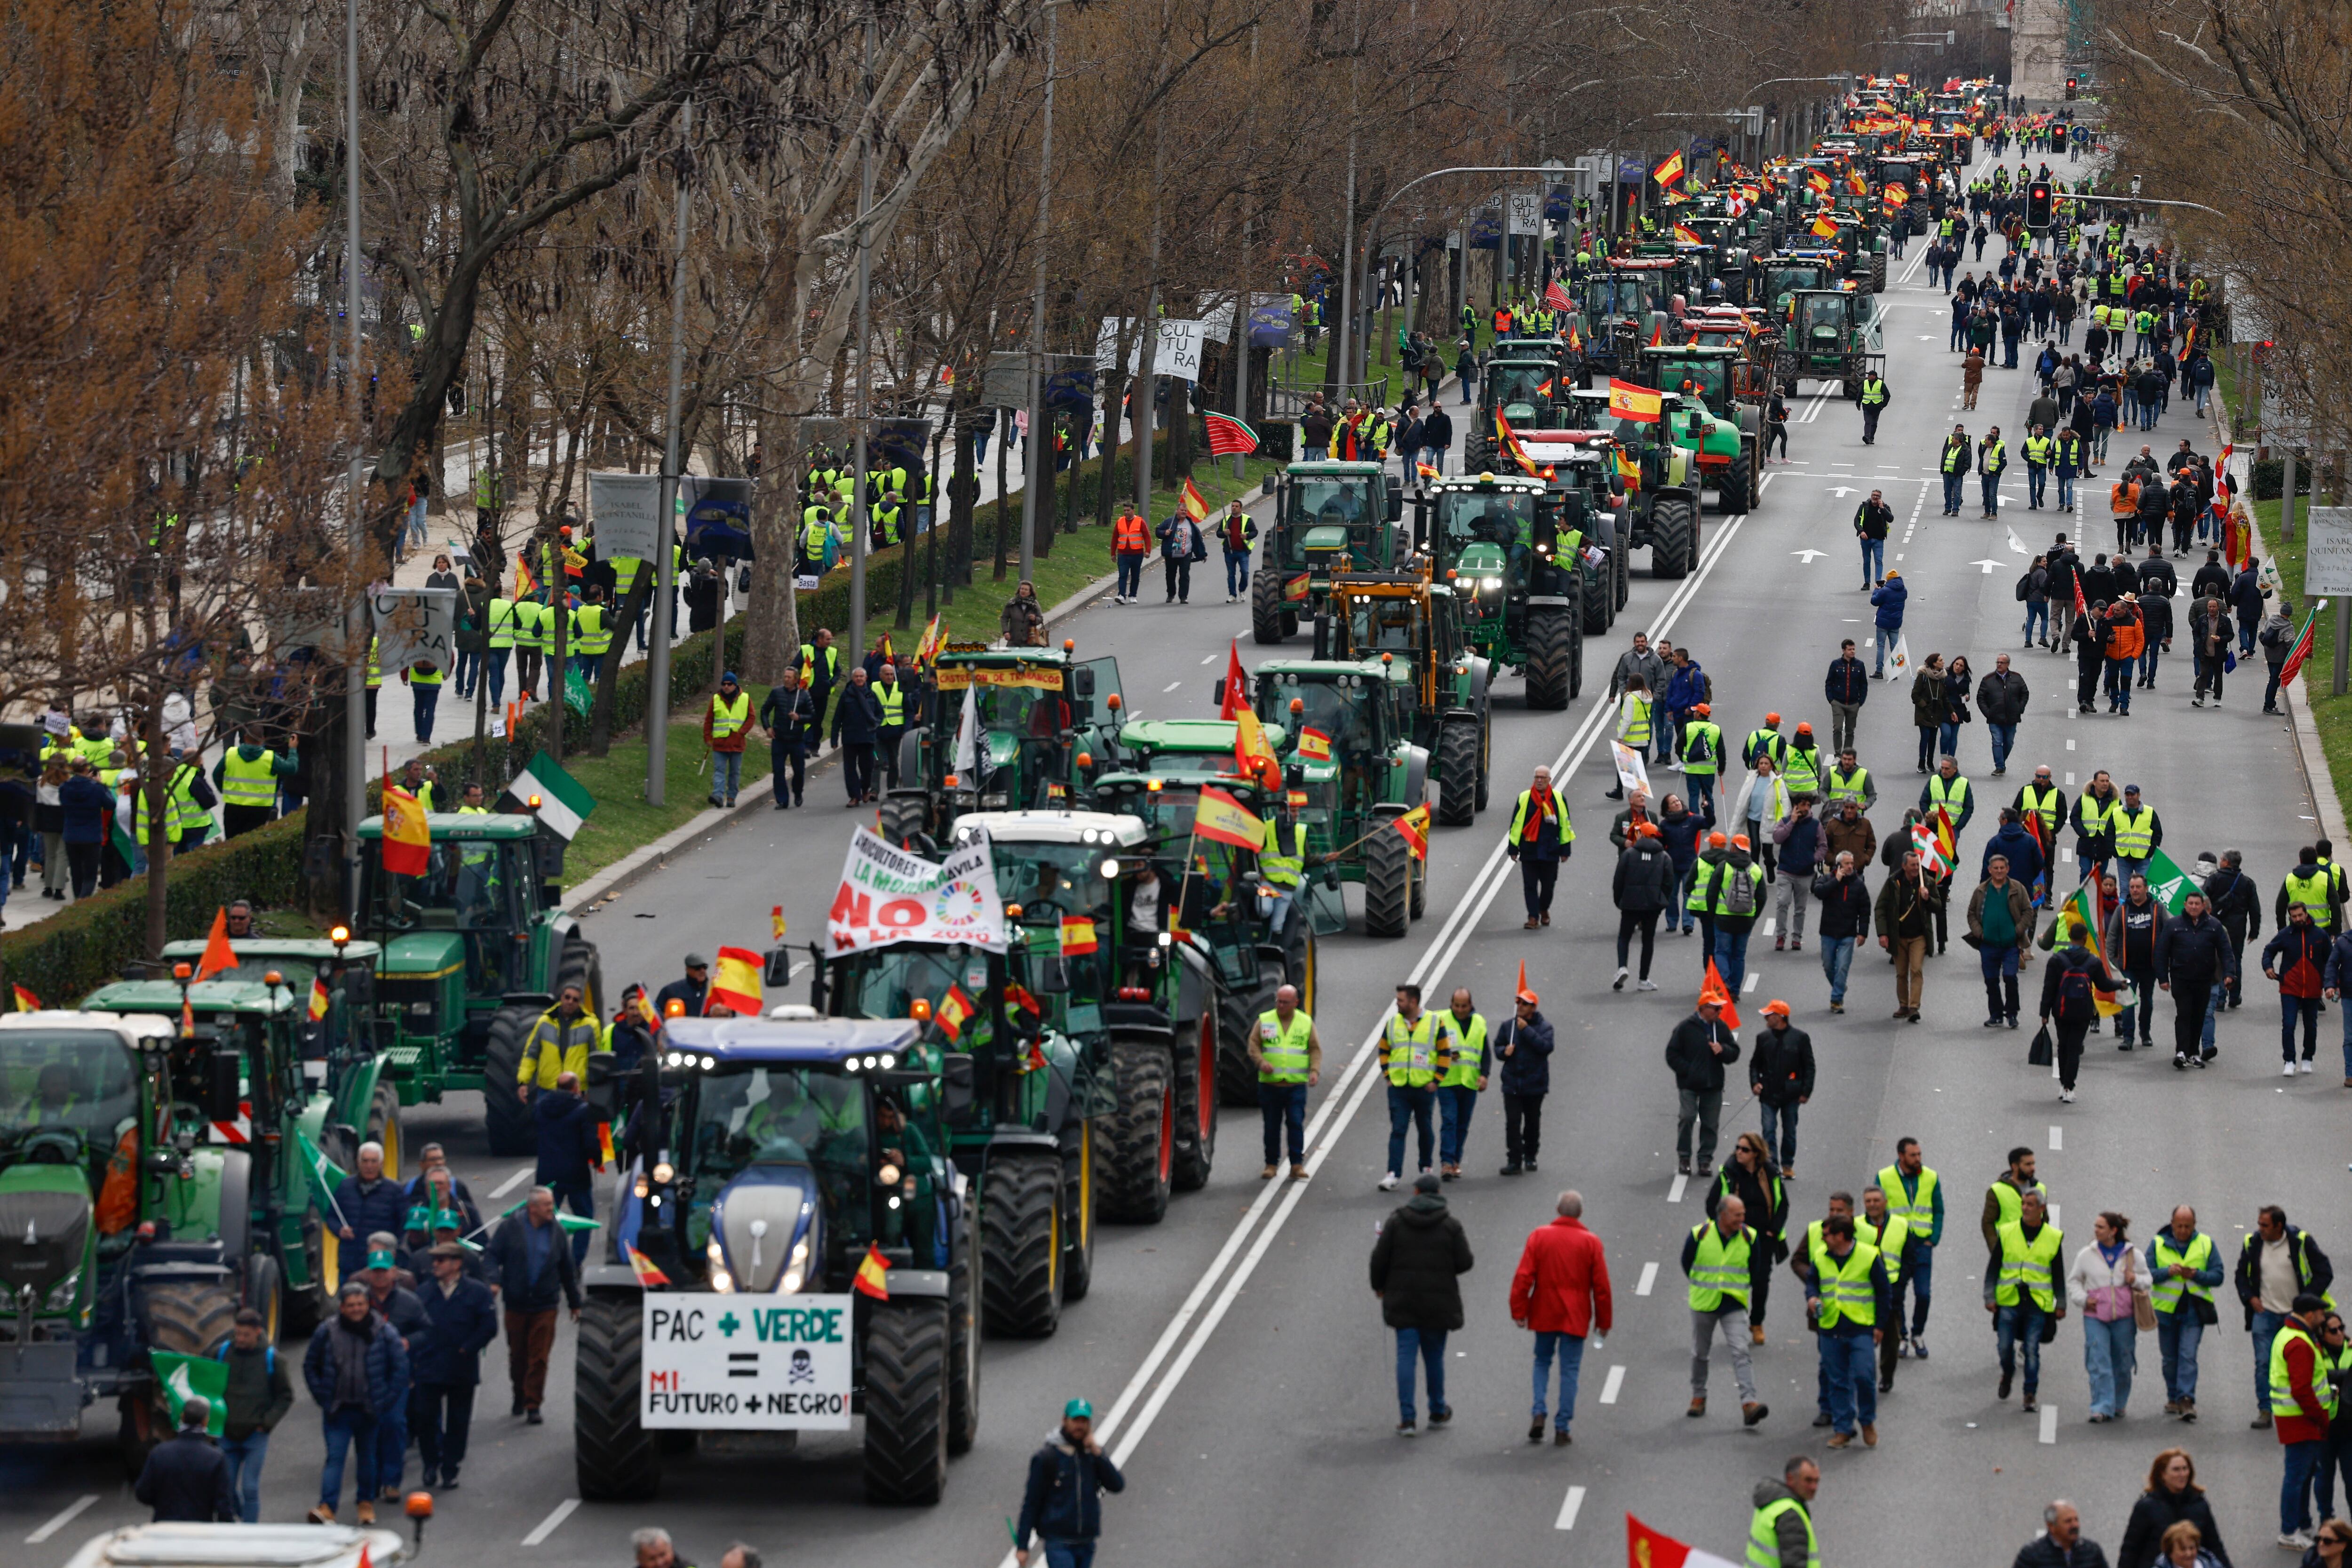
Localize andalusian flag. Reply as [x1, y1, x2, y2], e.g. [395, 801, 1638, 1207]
[1296, 727, 1332, 763]
[1193, 784, 1265, 850]
[1607, 378, 1663, 423]
[1178, 477, 1210, 523]
[2141, 847, 2198, 915]
[150, 1352, 229, 1437]
[1204, 411, 1259, 458]
[1672, 223, 1701, 246]
[1652, 149, 1685, 187]
[707, 946, 763, 1015]
[2279, 603, 2323, 687]
[1392, 804, 1430, 861]
[854, 1242, 892, 1300]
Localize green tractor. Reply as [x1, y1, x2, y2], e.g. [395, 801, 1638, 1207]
[880, 644, 1125, 844]
[1558, 388, 1704, 581]
[0, 985, 335, 1474]
[1776, 287, 1886, 398]
[355, 809, 605, 1157]
[1250, 656, 1430, 938]
[1637, 344, 1764, 513]
[1462, 351, 1573, 471]
[1250, 460, 1404, 644]
[1419, 471, 1588, 709]
[1321, 572, 1493, 827]
[572, 1017, 979, 1505]
[1570, 257, 1679, 379]
[1756, 251, 1846, 317]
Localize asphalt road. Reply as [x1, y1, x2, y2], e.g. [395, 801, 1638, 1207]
[8, 144, 2341, 1568]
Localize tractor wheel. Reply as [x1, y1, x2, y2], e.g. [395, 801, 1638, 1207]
[1747, 438, 1764, 509]
[1719, 454, 1752, 517]
[365, 1082, 402, 1179]
[1409, 845, 1427, 920]
[556, 934, 602, 1018]
[1435, 716, 1480, 827]
[862, 1300, 950, 1506]
[1872, 252, 1888, 292]
[1612, 522, 1631, 611]
[1284, 920, 1318, 1015]
[1364, 818, 1411, 938]
[1060, 1130, 1096, 1304]
[481, 1003, 541, 1157]
[878, 792, 927, 848]
[575, 1294, 661, 1500]
[1214, 979, 1260, 1108]
[946, 1204, 980, 1456]
[135, 1277, 241, 1478]
[980, 1151, 1063, 1337]
[1649, 496, 1697, 581]
[1578, 565, 1609, 636]
[1524, 605, 1575, 711]
[1475, 710, 1493, 812]
[1097, 1038, 1171, 1223]
[241, 1254, 283, 1346]
[1170, 1004, 1216, 1193]
[1251, 569, 1287, 645]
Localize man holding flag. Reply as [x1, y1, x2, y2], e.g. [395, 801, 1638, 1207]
[1157, 497, 1207, 605]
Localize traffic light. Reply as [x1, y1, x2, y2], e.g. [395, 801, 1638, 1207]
[2065, 76, 2078, 100]
[2026, 181, 2053, 230]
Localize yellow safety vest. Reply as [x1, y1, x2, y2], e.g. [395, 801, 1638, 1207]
[513, 601, 547, 653]
[1781, 746, 1821, 796]
[1256, 1011, 1313, 1084]
[1857, 1212, 1909, 1285]
[2150, 1233, 2215, 1313]
[1876, 1164, 1938, 1242]
[2271, 1320, 2339, 1421]
[709, 692, 750, 740]
[1748, 1498, 1820, 1568]
[1437, 1012, 1486, 1089]
[2111, 806, 2155, 858]
[1688, 1222, 1754, 1311]
[1616, 693, 1652, 747]
[2284, 869, 2335, 922]
[572, 606, 612, 657]
[486, 598, 518, 650]
[1988, 1177, 2049, 1232]
[520, 1010, 604, 1090]
[411, 665, 444, 687]
[132, 785, 179, 847]
[1927, 774, 1971, 818]
[874, 683, 907, 726]
[1681, 721, 1723, 779]
[1508, 789, 1573, 848]
[1809, 1236, 1882, 1329]
[2017, 785, 2062, 836]
[219, 749, 279, 809]
[1826, 765, 1870, 806]
[1383, 1011, 1445, 1088]
[167, 764, 206, 837]
[2074, 792, 2114, 840]
[1994, 1219, 2063, 1311]
[366, 637, 381, 689]
[1260, 820, 1307, 888]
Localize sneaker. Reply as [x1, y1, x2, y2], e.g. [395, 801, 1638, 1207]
[526, 1408, 544, 1425]
[2301, 1060, 2315, 1075]
[1638, 979, 1659, 992]
[2060, 1088, 2075, 1102]
[1396, 1420, 1417, 1437]
[2284, 1061, 2299, 1077]
[1983, 1017, 2003, 1029]
[2282, 1534, 2316, 1552]
[1428, 1407, 1451, 1426]
[1774, 936, 1786, 951]
[1791, 939, 1804, 952]
[2023, 1395, 2038, 1413]
[1829, 1001, 1844, 1014]
[1613, 966, 1629, 990]
[1913, 1335, 1928, 1360]
[1378, 1172, 1400, 1191]
[1898, 1337, 1913, 1360]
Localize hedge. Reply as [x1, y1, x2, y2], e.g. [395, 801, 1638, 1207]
[2251, 458, 2317, 502]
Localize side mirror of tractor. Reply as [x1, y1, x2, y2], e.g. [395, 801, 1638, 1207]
[763, 946, 795, 987]
[941, 1053, 976, 1119]
[1070, 667, 1096, 699]
[1385, 475, 1405, 523]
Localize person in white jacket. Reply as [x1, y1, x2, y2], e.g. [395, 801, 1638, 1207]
[2066, 1210, 2147, 1423]
[1732, 756, 1792, 879]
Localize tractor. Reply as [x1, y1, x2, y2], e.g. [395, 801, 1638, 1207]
[572, 1017, 978, 1505]
[0, 983, 333, 1475]
[1249, 657, 1429, 939]
[355, 810, 605, 1158]
[1570, 257, 1679, 379]
[1756, 252, 1846, 317]
[1558, 389, 1704, 581]
[1419, 471, 1587, 710]
[880, 643, 1124, 845]
[1319, 572, 1493, 828]
[1636, 344, 1765, 513]
[1250, 460, 1404, 645]
[1463, 352, 1573, 471]
[1776, 287, 1886, 398]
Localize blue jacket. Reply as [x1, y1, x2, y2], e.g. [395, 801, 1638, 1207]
[484, 1211, 583, 1314]
[1494, 1010, 1555, 1095]
[1981, 821, 2044, 890]
[134, 1432, 238, 1522]
[410, 1275, 500, 1386]
[303, 1313, 409, 1417]
[58, 774, 113, 844]
[331, 1175, 414, 1246]
[1871, 578, 1907, 630]
[1664, 661, 1708, 712]
[533, 1089, 602, 1191]
[1016, 1434, 1127, 1549]
[1657, 808, 1707, 871]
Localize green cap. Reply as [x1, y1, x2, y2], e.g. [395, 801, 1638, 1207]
[366, 1249, 397, 1271]
[1063, 1397, 1094, 1420]
[432, 1210, 461, 1231]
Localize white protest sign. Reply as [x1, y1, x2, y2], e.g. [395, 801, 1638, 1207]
[589, 472, 666, 565]
[1096, 318, 1210, 382]
[640, 1295, 853, 1431]
[827, 826, 1008, 953]
[368, 587, 457, 675]
[2305, 509, 2352, 598]
[1610, 741, 1650, 798]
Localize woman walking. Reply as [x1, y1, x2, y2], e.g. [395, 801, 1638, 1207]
[1910, 653, 1946, 773]
[1940, 655, 1977, 765]
[2067, 1210, 2146, 1423]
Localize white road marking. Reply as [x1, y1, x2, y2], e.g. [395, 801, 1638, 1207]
[2067, 737, 2077, 750]
[2039, 1402, 2059, 1444]
[1163, 681, 1181, 692]
[1792, 549, 1825, 563]
[1762, 918, 1776, 936]
[490, 1164, 536, 1200]
[2051, 1203, 2063, 1228]
[1668, 1173, 1689, 1203]
[2049, 1124, 2063, 1150]
[2062, 847, 2075, 863]
[25, 1496, 98, 1544]
[523, 1499, 582, 1546]
[1200, 653, 1216, 664]
[1637, 1261, 1659, 1297]
[1744, 972, 1759, 992]
[1556, 1484, 1589, 1530]
[1971, 558, 2004, 573]
[1600, 1365, 1627, 1404]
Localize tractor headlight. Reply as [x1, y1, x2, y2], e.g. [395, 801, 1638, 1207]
[707, 1237, 734, 1292]
[43, 1268, 81, 1313]
[652, 1162, 675, 1185]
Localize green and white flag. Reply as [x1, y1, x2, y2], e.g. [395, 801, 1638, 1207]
[2142, 846, 2196, 915]
[151, 1351, 228, 1436]
[501, 749, 596, 842]
[295, 1128, 351, 1230]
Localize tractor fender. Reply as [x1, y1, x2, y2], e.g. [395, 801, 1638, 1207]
[501, 992, 558, 1013]
[1461, 655, 1493, 713]
[1398, 745, 1430, 808]
[544, 913, 585, 984]
[1653, 486, 1700, 511]
[582, 1264, 644, 1293]
[881, 1269, 952, 1299]
[983, 1130, 1062, 1157]
[329, 1054, 392, 1144]
[1173, 949, 1214, 1022]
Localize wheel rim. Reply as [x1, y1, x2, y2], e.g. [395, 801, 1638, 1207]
[378, 1105, 400, 1180]
[1158, 1073, 1174, 1185]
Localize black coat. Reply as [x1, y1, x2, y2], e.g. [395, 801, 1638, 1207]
[829, 683, 885, 746]
[1976, 669, 2030, 724]
[411, 1275, 501, 1386]
[1747, 1025, 1815, 1106]
[484, 1213, 583, 1313]
[1664, 1013, 1740, 1092]
[135, 1433, 238, 1522]
[1612, 839, 1676, 912]
[1811, 868, 1874, 939]
[1367, 1194, 1474, 1330]
[2115, 1483, 2231, 1568]
[533, 1088, 602, 1191]
[1494, 1012, 1553, 1095]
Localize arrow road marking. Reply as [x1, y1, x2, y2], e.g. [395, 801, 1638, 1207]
[1792, 549, 1826, 563]
[1827, 486, 1857, 498]
[2007, 528, 2031, 554]
[1971, 558, 2005, 573]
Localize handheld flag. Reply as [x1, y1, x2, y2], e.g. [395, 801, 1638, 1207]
[1652, 149, 1685, 187]
[597, 1120, 617, 1170]
[1296, 726, 1333, 763]
[2279, 603, 2321, 687]
[150, 1352, 230, 1437]
[1392, 804, 1430, 862]
[1544, 278, 1573, 312]
[1700, 959, 1742, 1031]
[626, 1244, 671, 1288]
[2141, 846, 2196, 915]
[1219, 638, 1250, 719]
[307, 974, 331, 1022]
[1232, 708, 1281, 791]
[1909, 820, 1951, 881]
[1178, 477, 1210, 523]
[1672, 223, 1701, 246]
[196, 907, 238, 980]
[295, 1128, 353, 1234]
[1626, 1513, 1741, 1568]
[12, 983, 40, 1011]
[855, 1241, 892, 1300]
[1607, 378, 1663, 423]
[1194, 784, 1266, 850]
[707, 947, 763, 1015]
[1004, 982, 1043, 1021]
[911, 613, 946, 671]
[1415, 462, 1441, 482]
[1807, 170, 1832, 194]
[771, 904, 787, 941]
[380, 785, 431, 877]
[1203, 410, 1260, 458]
[1845, 170, 1869, 196]
[555, 1212, 602, 1234]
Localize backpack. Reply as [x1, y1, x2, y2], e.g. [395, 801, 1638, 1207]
[2053, 952, 2099, 1022]
[217, 1343, 276, 1373]
[1722, 863, 1759, 917]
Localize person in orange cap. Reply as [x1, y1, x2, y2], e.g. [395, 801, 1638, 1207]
[1742, 711, 1789, 772]
[1747, 1000, 1814, 1179]
[1495, 971, 1553, 1176]
[1667, 988, 1742, 1178]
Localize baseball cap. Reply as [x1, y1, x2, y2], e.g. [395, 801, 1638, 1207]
[1064, 1397, 1095, 1420]
[684, 954, 710, 969]
[1694, 702, 1711, 716]
[1761, 999, 1791, 1018]
[1764, 712, 1781, 725]
[1795, 721, 1812, 734]
[1731, 833, 1751, 850]
[1414, 1172, 1442, 1194]
[431, 1210, 461, 1232]
[366, 1248, 397, 1270]
[1708, 832, 1727, 849]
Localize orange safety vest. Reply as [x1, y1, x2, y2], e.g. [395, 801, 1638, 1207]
[1113, 512, 1150, 554]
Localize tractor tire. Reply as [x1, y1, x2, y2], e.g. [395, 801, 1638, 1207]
[862, 1300, 950, 1506]
[1474, 711, 1493, 812]
[556, 935, 602, 1018]
[135, 1277, 241, 1477]
[1251, 569, 1288, 645]
[1612, 522, 1631, 611]
[1284, 920, 1318, 1015]
[877, 792, 927, 848]
[1747, 438, 1764, 509]
[1409, 847, 1426, 919]
[1649, 495, 1697, 580]
[1579, 565, 1609, 637]
[980, 1151, 1063, 1337]
[1719, 454, 1752, 517]
[575, 1294, 661, 1500]
[241, 1254, 283, 1345]
[1097, 1039, 1171, 1223]
[1170, 1004, 1216, 1193]
[1060, 1132, 1096, 1304]
[1524, 605, 1575, 711]
[946, 1206, 980, 1456]
[365, 1082, 403, 1179]
[481, 1003, 540, 1157]
[1214, 981, 1260, 1108]
[1872, 252, 1888, 293]
[1364, 817, 1411, 938]
[1435, 716, 1480, 827]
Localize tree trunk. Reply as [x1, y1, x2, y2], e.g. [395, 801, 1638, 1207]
[299, 679, 354, 922]
[1032, 418, 1056, 562]
[991, 412, 1010, 581]
[741, 410, 803, 685]
[923, 421, 945, 621]
[1094, 369, 1127, 532]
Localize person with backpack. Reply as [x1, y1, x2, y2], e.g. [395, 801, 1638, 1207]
[2041, 918, 2121, 1102]
[215, 1306, 294, 1521]
[1708, 834, 1769, 999]
[1612, 821, 1676, 992]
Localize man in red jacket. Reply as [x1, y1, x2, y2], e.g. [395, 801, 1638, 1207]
[2274, 1292, 2334, 1548]
[1510, 1190, 1614, 1447]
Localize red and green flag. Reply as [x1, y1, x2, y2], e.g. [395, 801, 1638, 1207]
[2279, 603, 2323, 688]
[1204, 411, 1259, 458]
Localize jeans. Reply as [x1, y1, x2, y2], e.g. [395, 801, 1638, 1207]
[2156, 1307, 2205, 1402]
[1116, 554, 1145, 598]
[1818, 1332, 1877, 1434]
[1759, 1100, 1798, 1169]
[2141, 644, 2161, 685]
[1937, 719, 1961, 758]
[374, 1401, 408, 1494]
[1385, 1083, 1435, 1177]
[550, 1179, 596, 1265]
[1692, 1304, 1758, 1401]
[484, 647, 509, 707]
[2256, 1308, 2290, 1413]
[2082, 1313, 2137, 1417]
[2023, 602, 2049, 645]
[2287, 1439, 2327, 1535]
[1224, 549, 1251, 597]
[1686, 772, 1716, 823]
[414, 1383, 475, 1482]
[1438, 1085, 1478, 1167]
[1820, 934, 1856, 1003]
[2283, 996, 2322, 1062]
[2318, 1428, 2352, 1521]
[1893, 1245, 1933, 1336]
[1675, 1088, 1721, 1166]
[1981, 471, 2003, 513]
[2057, 469, 2075, 509]
[318, 1406, 379, 1510]
[709, 748, 743, 805]
[1396, 1326, 1448, 1423]
[219, 1430, 269, 1522]
[1916, 726, 1937, 772]
[771, 739, 806, 806]
[1859, 537, 1885, 584]
[1713, 927, 1752, 997]
[413, 685, 440, 743]
[454, 649, 478, 699]
[1987, 722, 2018, 772]
[1943, 471, 1966, 513]
[1530, 1330, 1586, 1432]
[1258, 1082, 1305, 1167]
[1995, 1303, 2047, 1394]
[1041, 1545, 1097, 1568]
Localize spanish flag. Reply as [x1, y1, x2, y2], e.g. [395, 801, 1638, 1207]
[1004, 982, 1043, 1021]
[1495, 411, 1541, 478]
[1233, 708, 1281, 790]
[1651, 149, 1685, 187]
[707, 946, 763, 1015]
[1811, 214, 1839, 239]
[771, 904, 787, 940]
[1845, 170, 1868, 196]
[1058, 915, 1098, 956]
[1392, 804, 1430, 862]
[308, 975, 331, 1021]
[1806, 170, 1831, 194]
[1296, 726, 1333, 763]
[1606, 378, 1663, 423]
[597, 1121, 617, 1170]
[1647, 318, 1665, 347]
[626, 1244, 670, 1288]
[11, 984, 39, 1011]
[381, 786, 431, 876]
[854, 1242, 891, 1300]
[1672, 223, 1701, 246]
[1193, 784, 1266, 850]
[937, 984, 976, 1040]
[1178, 477, 1210, 523]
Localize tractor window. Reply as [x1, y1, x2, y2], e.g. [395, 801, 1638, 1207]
[831, 948, 993, 1053]
[1661, 361, 1727, 406]
[1289, 478, 1374, 533]
[189, 958, 319, 988]
[0, 1029, 141, 1195]
[1800, 295, 1848, 334]
[1343, 596, 1420, 656]
[952, 678, 1071, 736]
[1256, 677, 1371, 759]
[1486, 365, 1551, 409]
[1582, 278, 1653, 318]
[688, 1065, 871, 1238]
[1434, 491, 1534, 548]
[361, 841, 524, 933]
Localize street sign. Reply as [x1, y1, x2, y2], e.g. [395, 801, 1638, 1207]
[2305, 509, 2352, 597]
[640, 1293, 855, 1431]
[588, 472, 664, 565]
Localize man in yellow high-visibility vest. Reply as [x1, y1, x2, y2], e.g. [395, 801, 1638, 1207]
[1247, 984, 1320, 1181]
[1377, 982, 1453, 1191]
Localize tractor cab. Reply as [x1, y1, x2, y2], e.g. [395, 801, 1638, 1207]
[882, 645, 1123, 844]
[1248, 658, 1430, 937]
[1252, 461, 1403, 645]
